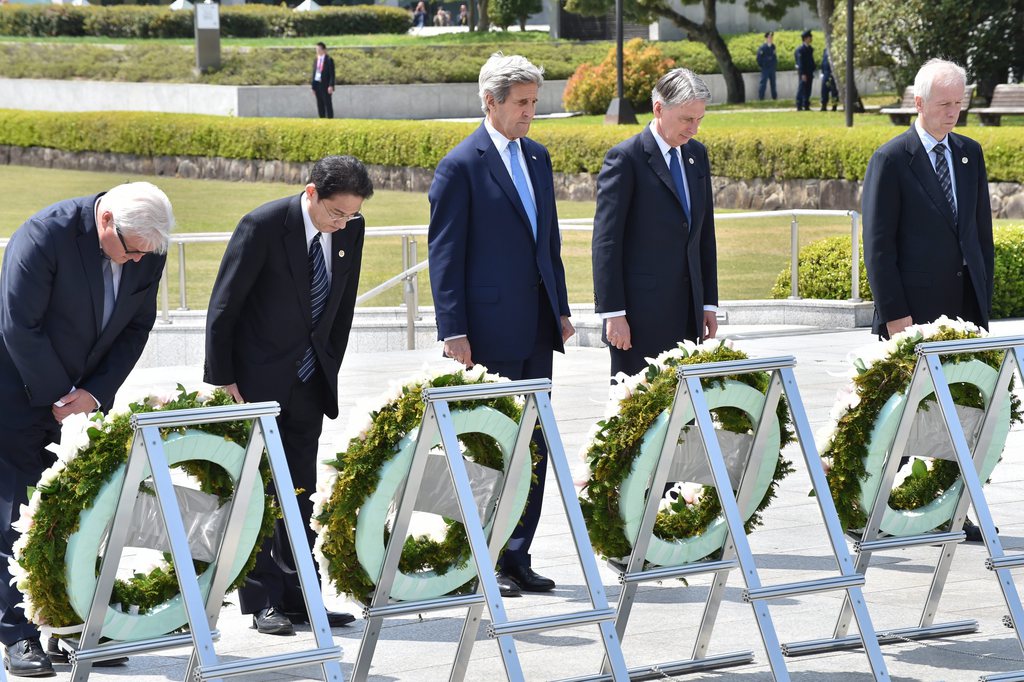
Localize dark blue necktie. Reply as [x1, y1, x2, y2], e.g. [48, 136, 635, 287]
[508, 141, 537, 240]
[298, 232, 328, 383]
[669, 147, 691, 226]
[933, 143, 957, 222]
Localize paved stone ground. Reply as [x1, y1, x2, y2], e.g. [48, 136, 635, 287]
[23, 320, 1024, 681]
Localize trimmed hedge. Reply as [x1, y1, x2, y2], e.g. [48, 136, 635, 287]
[0, 41, 607, 85]
[771, 226, 1024, 319]
[1, 110, 1023, 184]
[0, 4, 411, 39]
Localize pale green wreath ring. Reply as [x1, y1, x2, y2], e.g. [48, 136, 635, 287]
[860, 359, 1010, 537]
[619, 380, 781, 567]
[64, 431, 265, 641]
[354, 406, 531, 602]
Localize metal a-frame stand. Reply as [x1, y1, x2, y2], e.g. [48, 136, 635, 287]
[784, 335, 1024, 682]
[570, 356, 889, 682]
[68, 402, 343, 682]
[351, 378, 629, 682]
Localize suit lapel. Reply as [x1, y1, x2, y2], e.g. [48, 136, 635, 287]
[521, 137, 547, 244]
[948, 133, 970, 230]
[642, 127, 684, 208]
[77, 198, 105, 332]
[322, 218, 361, 325]
[475, 125, 535, 242]
[681, 142, 702, 232]
[284, 194, 313, 327]
[904, 128, 957, 233]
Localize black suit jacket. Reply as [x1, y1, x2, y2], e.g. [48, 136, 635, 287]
[592, 127, 718, 360]
[311, 54, 335, 89]
[203, 194, 363, 418]
[0, 194, 166, 428]
[863, 126, 994, 336]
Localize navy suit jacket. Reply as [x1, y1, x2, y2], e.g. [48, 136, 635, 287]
[428, 123, 570, 362]
[592, 127, 718, 360]
[862, 126, 993, 336]
[0, 194, 166, 428]
[203, 194, 363, 419]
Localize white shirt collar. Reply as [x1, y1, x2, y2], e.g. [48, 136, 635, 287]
[300, 194, 321, 246]
[648, 120, 679, 162]
[484, 117, 518, 155]
[915, 117, 949, 155]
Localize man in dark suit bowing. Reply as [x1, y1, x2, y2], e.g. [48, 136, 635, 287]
[205, 155, 372, 635]
[311, 42, 335, 119]
[428, 53, 574, 596]
[592, 67, 719, 378]
[0, 182, 173, 676]
[863, 58, 993, 340]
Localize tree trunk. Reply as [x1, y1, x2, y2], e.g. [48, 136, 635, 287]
[655, 0, 746, 103]
[477, 0, 491, 31]
[519, 16, 527, 30]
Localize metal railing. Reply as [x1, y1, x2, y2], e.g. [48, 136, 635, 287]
[0, 209, 863, 350]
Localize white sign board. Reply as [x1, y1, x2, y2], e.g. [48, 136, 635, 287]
[196, 3, 220, 30]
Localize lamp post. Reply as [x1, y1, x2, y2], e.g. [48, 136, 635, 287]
[604, 0, 637, 125]
[845, 0, 854, 127]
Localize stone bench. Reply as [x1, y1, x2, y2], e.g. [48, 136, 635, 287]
[971, 84, 1024, 126]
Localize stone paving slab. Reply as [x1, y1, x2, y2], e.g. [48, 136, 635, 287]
[25, 320, 1024, 681]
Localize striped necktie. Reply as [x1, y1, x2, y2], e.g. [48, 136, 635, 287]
[101, 257, 115, 329]
[297, 232, 328, 383]
[932, 143, 957, 222]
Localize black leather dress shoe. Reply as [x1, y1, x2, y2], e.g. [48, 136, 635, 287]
[501, 565, 555, 593]
[964, 518, 997, 543]
[253, 607, 295, 636]
[4, 638, 54, 678]
[494, 571, 521, 598]
[46, 636, 127, 667]
[284, 609, 356, 627]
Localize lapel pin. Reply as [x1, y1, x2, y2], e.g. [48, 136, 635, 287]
[961, 157, 968, 164]
[338, 249, 345, 258]
[688, 157, 694, 164]
[531, 155, 537, 160]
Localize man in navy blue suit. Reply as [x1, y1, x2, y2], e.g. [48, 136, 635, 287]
[428, 53, 574, 596]
[0, 182, 173, 676]
[592, 68, 719, 378]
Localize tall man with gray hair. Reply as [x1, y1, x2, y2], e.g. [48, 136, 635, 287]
[0, 182, 173, 676]
[592, 67, 719, 377]
[428, 53, 574, 596]
[863, 58, 993, 340]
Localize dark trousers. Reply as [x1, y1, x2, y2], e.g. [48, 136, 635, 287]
[475, 295, 557, 572]
[312, 83, 334, 119]
[238, 371, 330, 615]
[796, 76, 813, 110]
[0, 418, 59, 646]
[821, 76, 839, 109]
[758, 70, 777, 100]
[878, 267, 986, 340]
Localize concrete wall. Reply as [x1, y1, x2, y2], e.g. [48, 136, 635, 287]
[653, 0, 820, 41]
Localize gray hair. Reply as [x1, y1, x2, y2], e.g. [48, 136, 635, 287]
[651, 68, 711, 109]
[478, 52, 544, 114]
[913, 58, 967, 102]
[99, 182, 174, 255]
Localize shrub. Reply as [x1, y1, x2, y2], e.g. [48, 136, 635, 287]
[769, 236, 871, 301]
[490, 0, 541, 31]
[563, 38, 674, 115]
[772, 226, 1024, 320]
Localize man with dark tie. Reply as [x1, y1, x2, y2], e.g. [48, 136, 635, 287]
[592, 67, 719, 378]
[428, 53, 574, 597]
[0, 182, 173, 676]
[311, 42, 336, 119]
[205, 155, 372, 635]
[863, 58, 993, 340]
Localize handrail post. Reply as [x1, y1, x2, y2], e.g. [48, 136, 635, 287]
[177, 241, 188, 311]
[789, 213, 801, 300]
[402, 235, 416, 350]
[410, 237, 419, 320]
[849, 211, 862, 302]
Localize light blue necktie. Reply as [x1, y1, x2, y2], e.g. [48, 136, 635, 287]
[669, 147, 691, 227]
[298, 232, 328, 383]
[101, 257, 115, 329]
[507, 140, 537, 240]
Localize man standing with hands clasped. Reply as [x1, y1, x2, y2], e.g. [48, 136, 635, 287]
[205, 155, 373, 635]
[0, 182, 173, 676]
[311, 42, 335, 119]
[428, 52, 574, 597]
[592, 67, 719, 378]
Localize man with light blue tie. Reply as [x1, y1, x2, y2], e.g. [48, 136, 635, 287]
[592, 67, 720, 378]
[428, 52, 574, 596]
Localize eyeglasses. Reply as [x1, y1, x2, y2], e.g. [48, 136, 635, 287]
[115, 226, 152, 256]
[319, 201, 362, 224]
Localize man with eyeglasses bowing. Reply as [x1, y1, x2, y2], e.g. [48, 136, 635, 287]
[0, 182, 173, 676]
[205, 155, 372, 636]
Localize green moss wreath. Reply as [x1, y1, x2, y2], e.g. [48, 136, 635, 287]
[312, 367, 530, 601]
[820, 316, 1022, 531]
[579, 340, 795, 561]
[9, 385, 278, 629]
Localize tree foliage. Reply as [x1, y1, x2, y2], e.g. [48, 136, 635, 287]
[563, 38, 674, 114]
[831, 0, 1024, 103]
[562, 0, 810, 104]
[490, 0, 541, 30]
